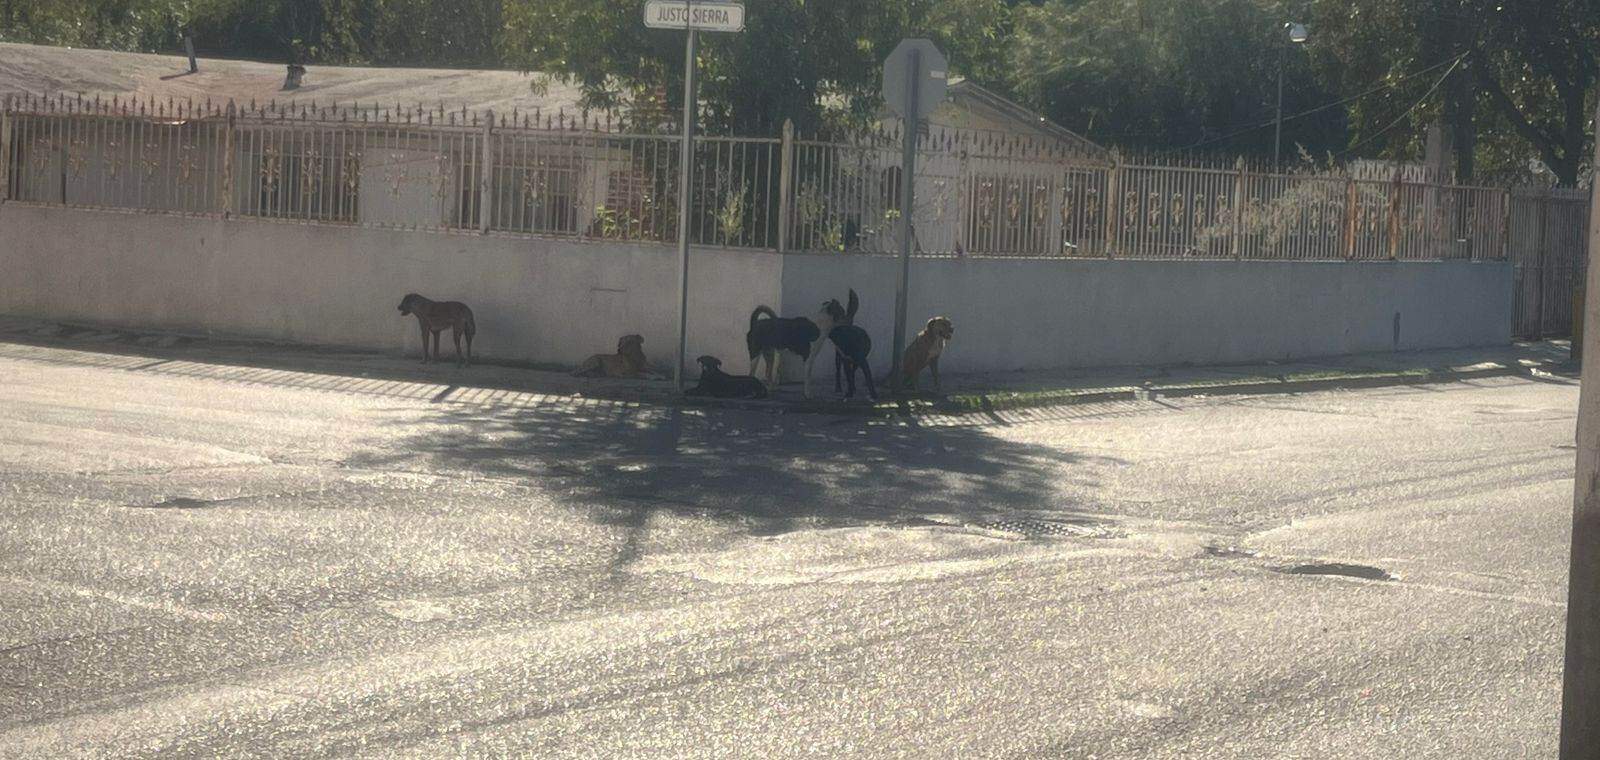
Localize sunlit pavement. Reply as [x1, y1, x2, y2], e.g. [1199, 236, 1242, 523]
[0, 338, 1576, 758]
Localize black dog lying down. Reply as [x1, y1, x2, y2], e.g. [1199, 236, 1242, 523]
[686, 356, 768, 399]
[828, 324, 877, 400]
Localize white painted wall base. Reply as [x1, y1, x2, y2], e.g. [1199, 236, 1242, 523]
[0, 204, 1512, 378]
[0, 204, 779, 372]
[780, 253, 1512, 374]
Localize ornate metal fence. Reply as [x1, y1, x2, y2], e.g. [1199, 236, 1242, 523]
[0, 94, 781, 249]
[0, 92, 1580, 270]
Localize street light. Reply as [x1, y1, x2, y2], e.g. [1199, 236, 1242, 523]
[1274, 22, 1309, 171]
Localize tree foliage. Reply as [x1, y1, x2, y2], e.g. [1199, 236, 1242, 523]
[500, 0, 1016, 134]
[0, 0, 1594, 183]
[1010, 0, 1345, 159]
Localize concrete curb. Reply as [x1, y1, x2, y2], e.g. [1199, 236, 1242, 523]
[0, 319, 1574, 420]
[928, 365, 1568, 417]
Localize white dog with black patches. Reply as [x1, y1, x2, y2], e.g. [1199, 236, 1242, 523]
[745, 294, 852, 398]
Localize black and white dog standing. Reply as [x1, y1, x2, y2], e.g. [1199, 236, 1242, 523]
[746, 293, 851, 398]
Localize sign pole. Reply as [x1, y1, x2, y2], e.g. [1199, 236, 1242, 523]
[1560, 95, 1600, 760]
[646, 0, 742, 392]
[890, 48, 920, 396]
[673, 24, 698, 392]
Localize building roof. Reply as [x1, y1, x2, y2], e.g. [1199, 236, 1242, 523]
[944, 79, 1104, 155]
[0, 42, 585, 114]
[1, 43, 1108, 154]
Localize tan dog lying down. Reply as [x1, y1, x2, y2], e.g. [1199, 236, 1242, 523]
[900, 317, 954, 392]
[573, 334, 647, 377]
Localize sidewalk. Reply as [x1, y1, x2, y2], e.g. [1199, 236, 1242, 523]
[0, 316, 1575, 418]
[926, 339, 1576, 415]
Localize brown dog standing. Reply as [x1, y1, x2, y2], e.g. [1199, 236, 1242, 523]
[398, 293, 476, 367]
[573, 334, 648, 378]
[901, 316, 954, 392]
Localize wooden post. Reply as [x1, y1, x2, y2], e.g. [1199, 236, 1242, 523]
[1232, 157, 1246, 260]
[220, 101, 235, 218]
[1575, 278, 1585, 365]
[1536, 188, 1551, 339]
[777, 118, 793, 253]
[0, 95, 12, 203]
[1102, 154, 1120, 259]
[1500, 189, 1513, 262]
[479, 109, 494, 234]
[1560, 96, 1600, 759]
[1343, 176, 1359, 260]
[1386, 168, 1403, 260]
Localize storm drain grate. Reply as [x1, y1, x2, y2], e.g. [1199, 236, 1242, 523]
[975, 518, 1125, 539]
[1280, 562, 1396, 581]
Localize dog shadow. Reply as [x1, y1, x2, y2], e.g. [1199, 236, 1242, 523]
[346, 401, 1119, 574]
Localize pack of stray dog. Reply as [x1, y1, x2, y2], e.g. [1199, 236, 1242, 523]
[395, 288, 952, 403]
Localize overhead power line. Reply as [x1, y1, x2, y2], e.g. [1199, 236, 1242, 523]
[1179, 51, 1470, 151]
[1336, 53, 1465, 158]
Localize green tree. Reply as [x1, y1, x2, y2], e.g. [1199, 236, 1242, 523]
[1310, 0, 1598, 184]
[0, 0, 188, 51]
[498, 0, 1016, 135]
[1009, 0, 1345, 159]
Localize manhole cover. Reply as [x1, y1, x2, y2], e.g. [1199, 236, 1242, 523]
[1280, 562, 1395, 581]
[974, 518, 1125, 539]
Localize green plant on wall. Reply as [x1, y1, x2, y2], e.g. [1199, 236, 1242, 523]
[820, 219, 845, 252]
[592, 205, 641, 239]
[715, 180, 748, 243]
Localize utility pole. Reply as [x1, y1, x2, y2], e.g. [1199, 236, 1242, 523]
[890, 47, 920, 396]
[672, 24, 697, 392]
[643, 0, 746, 391]
[881, 39, 948, 394]
[1272, 22, 1307, 172]
[1560, 95, 1600, 760]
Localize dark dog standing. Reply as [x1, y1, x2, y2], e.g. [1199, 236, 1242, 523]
[830, 289, 861, 394]
[685, 356, 768, 399]
[828, 324, 877, 400]
[397, 293, 476, 367]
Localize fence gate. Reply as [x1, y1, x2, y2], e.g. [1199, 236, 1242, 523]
[1511, 188, 1590, 339]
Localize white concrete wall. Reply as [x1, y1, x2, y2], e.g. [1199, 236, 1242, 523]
[0, 204, 780, 370]
[0, 204, 1512, 377]
[781, 254, 1513, 373]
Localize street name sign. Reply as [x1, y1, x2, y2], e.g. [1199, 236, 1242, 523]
[644, 1, 746, 33]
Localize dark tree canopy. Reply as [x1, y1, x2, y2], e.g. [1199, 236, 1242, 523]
[0, 0, 1593, 183]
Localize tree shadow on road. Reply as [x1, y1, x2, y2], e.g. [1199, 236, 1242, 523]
[346, 399, 1124, 573]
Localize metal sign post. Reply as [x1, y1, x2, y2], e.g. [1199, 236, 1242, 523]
[645, 1, 744, 391]
[882, 39, 948, 395]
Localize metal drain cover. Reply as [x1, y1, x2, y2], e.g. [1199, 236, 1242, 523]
[974, 518, 1125, 539]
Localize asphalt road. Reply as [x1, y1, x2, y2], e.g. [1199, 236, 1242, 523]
[0, 339, 1578, 758]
